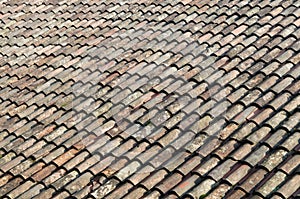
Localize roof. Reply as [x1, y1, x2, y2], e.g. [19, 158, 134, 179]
[0, 0, 299, 198]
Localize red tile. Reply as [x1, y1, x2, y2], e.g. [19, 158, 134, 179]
[188, 178, 216, 198]
[276, 174, 300, 198]
[0, 1, 299, 197]
[209, 159, 237, 181]
[240, 169, 267, 193]
[250, 108, 274, 125]
[7, 180, 34, 198]
[280, 154, 300, 174]
[157, 173, 183, 193]
[256, 171, 286, 197]
[32, 164, 56, 182]
[226, 164, 251, 185]
[141, 169, 168, 190]
[0, 174, 13, 187]
[123, 187, 147, 199]
[0, 177, 23, 196]
[226, 189, 247, 199]
[172, 174, 200, 196]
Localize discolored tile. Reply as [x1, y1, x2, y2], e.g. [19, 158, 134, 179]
[0, 0, 299, 198]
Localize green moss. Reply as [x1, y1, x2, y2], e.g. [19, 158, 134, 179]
[144, 120, 152, 126]
[61, 101, 71, 107]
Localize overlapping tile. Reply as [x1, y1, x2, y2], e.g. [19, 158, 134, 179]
[0, 0, 299, 198]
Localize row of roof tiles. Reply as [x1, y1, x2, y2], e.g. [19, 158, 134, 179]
[0, 0, 299, 198]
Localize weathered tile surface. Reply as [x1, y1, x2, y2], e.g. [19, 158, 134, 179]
[0, 0, 299, 198]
